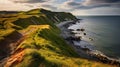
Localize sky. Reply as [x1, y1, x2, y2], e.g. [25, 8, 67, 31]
[0, 0, 120, 16]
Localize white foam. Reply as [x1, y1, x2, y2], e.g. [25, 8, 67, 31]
[73, 40, 95, 50]
[73, 40, 108, 56]
[73, 40, 120, 62]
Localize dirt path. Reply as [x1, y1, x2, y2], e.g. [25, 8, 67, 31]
[3, 25, 50, 67]
[4, 49, 24, 67]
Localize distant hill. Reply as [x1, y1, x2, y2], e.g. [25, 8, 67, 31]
[0, 11, 18, 14]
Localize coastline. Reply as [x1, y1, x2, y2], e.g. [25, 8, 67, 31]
[56, 19, 120, 66]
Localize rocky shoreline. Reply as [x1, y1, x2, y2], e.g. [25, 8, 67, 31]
[56, 19, 120, 66]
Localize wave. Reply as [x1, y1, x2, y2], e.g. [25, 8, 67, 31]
[73, 40, 120, 62]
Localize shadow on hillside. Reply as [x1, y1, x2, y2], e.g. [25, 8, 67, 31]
[0, 31, 22, 60]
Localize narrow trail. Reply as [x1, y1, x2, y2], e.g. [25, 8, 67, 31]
[3, 25, 50, 67]
[2, 35, 27, 67]
[4, 49, 24, 67]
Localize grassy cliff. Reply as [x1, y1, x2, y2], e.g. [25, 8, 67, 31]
[0, 9, 117, 67]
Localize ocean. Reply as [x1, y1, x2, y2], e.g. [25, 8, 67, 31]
[68, 16, 120, 59]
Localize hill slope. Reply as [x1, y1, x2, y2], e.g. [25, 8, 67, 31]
[0, 8, 117, 67]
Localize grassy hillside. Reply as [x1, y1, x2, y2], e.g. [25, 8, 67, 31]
[13, 27, 115, 67]
[0, 8, 76, 41]
[0, 8, 117, 67]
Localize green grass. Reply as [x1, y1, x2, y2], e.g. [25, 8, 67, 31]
[38, 28, 78, 57]
[0, 8, 117, 67]
[0, 8, 75, 30]
[15, 27, 115, 67]
[0, 29, 15, 41]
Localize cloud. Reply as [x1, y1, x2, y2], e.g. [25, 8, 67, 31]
[58, 0, 120, 15]
[71, 6, 120, 16]
[66, 0, 80, 6]
[0, 1, 32, 11]
[0, 0, 120, 15]
[59, 0, 120, 10]
[5, 0, 56, 11]
[59, 0, 82, 10]
[10, 0, 52, 3]
[84, 0, 120, 5]
[39, 4, 57, 10]
[83, 0, 120, 6]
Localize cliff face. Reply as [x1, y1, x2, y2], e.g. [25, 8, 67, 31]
[0, 8, 76, 29]
[26, 8, 76, 22]
[0, 9, 117, 67]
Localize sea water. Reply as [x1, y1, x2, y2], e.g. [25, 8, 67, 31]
[68, 16, 120, 59]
